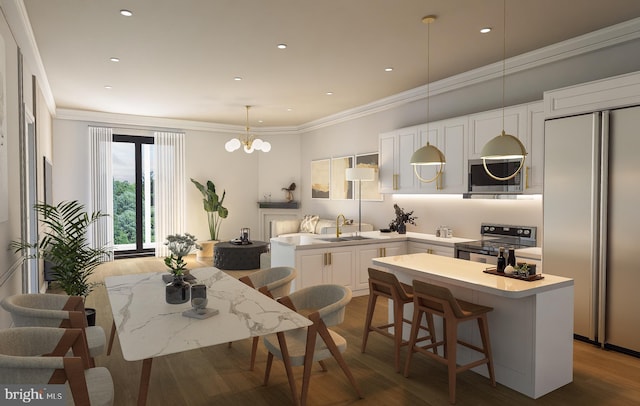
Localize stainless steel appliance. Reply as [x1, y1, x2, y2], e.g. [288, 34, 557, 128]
[455, 223, 537, 264]
[544, 106, 640, 357]
[466, 159, 525, 195]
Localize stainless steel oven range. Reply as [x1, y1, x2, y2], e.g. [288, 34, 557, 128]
[455, 223, 537, 265]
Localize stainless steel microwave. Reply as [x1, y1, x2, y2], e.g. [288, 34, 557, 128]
[467, 159, 524, 194]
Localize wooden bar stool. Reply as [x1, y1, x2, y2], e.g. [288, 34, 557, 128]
[404, 280, 496, 404]
[362, 268, 435, 373]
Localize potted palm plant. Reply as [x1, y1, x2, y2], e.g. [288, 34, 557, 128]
[11, 200, 110, 325]
[191, 178, 228, 258]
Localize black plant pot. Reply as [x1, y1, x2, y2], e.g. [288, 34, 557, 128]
[85, 308, 97, 326]
[166, 275, 191, 304]
[397, 223, 407, 234]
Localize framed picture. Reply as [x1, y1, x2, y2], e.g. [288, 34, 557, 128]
[331, 156, 353, 200]
[311, 159, 330, 199]
[355, 152, 383, 201]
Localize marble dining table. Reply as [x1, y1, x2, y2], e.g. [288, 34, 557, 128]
[105, 266, 312, 405]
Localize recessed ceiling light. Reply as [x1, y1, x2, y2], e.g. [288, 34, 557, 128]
[104, 85, 113, 90]
[286, 108, 293, 112]
[480, 27, 492, 34]
[110, 57, 120, 62]
[277, 44, 287, 49]
[234, 76, 242, 81]
[384, 67, 393, 72]
[325, 92, 334, 96]
[120, 9, 133, 17]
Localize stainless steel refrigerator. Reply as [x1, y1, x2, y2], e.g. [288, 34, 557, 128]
[544, 105, 640, 356]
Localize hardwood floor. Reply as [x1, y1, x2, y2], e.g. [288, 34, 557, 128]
[83, 257, 640, 405]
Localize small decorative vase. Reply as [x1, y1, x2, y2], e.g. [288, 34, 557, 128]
[166, 274, 191, 304]
[397, 223, 407, 234]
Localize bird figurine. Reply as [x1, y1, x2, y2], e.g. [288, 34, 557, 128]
[282, 182, 296, 202]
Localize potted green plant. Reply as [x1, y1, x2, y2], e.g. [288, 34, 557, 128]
[10, 200, 110, 325]
[191, 178, 228, 258]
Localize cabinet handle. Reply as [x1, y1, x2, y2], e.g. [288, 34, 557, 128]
[525, 166, 530, 189]
[379, 247, 386, 257]
[427, 249, 433, 254]
[393, 174, 399, 190]
[324, 252, 332, 266]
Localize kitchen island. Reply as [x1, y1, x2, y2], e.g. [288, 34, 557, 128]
[372, 253, 573, 399]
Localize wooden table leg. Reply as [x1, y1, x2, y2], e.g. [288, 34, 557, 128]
[138, 358, 153, 406]
[107, 320, 116, 355]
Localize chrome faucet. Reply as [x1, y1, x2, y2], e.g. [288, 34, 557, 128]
[336, 214, 346, 238]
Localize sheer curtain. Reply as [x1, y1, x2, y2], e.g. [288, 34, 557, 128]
[89, 126, 114, 261]
[154, 131, 186, 257]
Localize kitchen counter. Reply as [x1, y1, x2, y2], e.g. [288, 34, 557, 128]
[373, 253, 573, 399]
[270, 230, 474, 250]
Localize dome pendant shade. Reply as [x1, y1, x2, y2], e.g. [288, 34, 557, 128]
[410, 142, 445, 184]
[410, 142, 446, 166]
[480, 130, 527, 159]
[480, 130, 527, 181]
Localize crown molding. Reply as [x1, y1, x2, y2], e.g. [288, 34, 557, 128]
[298, 17, 640, 133]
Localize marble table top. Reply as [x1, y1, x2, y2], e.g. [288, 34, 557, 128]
[105, 267, 312, 361]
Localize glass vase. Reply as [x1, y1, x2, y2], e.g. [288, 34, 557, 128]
[166, 274, 191, 304]
[397, 223, 407, 234]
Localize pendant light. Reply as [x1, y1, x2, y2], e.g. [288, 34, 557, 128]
[225, 105, 271, 153]
[480, 0, 527, 180]
[410, 15, 445, 184]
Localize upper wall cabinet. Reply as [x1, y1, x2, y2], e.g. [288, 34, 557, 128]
[379, 117, 467, 194]
[415, 116, 467, 193]
[525, 102, 544, 194]
[379, 101, 543, 195]
[467, 105, 528, 160]
[379, 125, 420, 193]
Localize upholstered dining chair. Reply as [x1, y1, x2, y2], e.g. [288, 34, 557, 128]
[1, 293, 106, 367]
[262, 284, 363, 406]
[0, 326, 114, 405]
[237, 266, 297, 370]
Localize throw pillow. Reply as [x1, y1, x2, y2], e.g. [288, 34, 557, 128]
[299, 215, 320, 233]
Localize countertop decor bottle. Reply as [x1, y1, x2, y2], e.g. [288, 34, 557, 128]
[497, 247, 506, 273]
[507, 248, 516, 267]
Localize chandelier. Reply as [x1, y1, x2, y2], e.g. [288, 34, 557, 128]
[225, 105, 271, 153]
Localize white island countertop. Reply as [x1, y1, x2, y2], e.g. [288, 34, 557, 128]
[372, 252, 571, 299]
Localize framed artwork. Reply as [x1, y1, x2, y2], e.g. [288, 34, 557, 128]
[331, 156, 353, 200]
[310, 159, 330, 199]
[355, 152, 383, 201]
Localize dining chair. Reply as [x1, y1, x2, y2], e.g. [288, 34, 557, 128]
[0, 326, 114, 405]
[362, 268, 435, 372]
[404, 280, 495, 404]
[237, 266, 297, 370]
[1, 293, 106, 367]
[262, 284, 363, 406]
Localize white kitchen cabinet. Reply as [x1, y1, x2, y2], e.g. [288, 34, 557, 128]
[379, 126, 420, 193]
[468, 104, 528, 160]
[415, 116, 467, 193]
[525, 102, 544, 194]
[407, 241, 455, 257]
[296, 246, 355, 291]
[355, 241, 407, 293]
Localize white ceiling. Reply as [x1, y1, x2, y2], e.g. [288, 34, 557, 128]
[22, 0, 640, 127]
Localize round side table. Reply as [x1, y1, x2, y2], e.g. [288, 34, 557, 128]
[213, 240, 269, 270]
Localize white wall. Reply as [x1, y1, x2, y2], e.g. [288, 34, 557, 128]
[52, 119, 300, 244]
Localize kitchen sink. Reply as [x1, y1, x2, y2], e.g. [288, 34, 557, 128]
[317, 235, 372, 242]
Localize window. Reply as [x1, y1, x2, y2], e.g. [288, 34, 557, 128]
[112, 135, 155, 257]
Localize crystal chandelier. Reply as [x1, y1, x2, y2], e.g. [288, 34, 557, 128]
[225, 105, 271, 153]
